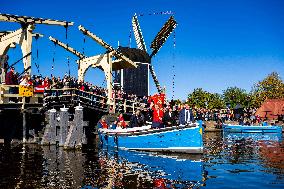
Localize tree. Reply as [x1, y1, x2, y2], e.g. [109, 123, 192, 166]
[222, 87, 249, 108]
[188, 88, 225, 109]
[188, 88, 209, 108]
[251, 72, 284, 107]
[208, 93, 226, 109]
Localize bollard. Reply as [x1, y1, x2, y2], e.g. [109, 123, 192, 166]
[42, 108, 57, 145]
[59, 107, 69, 146]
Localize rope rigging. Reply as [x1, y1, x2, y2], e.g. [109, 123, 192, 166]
[7, 52, 32, 70]
[51, 42, 56, 77]
[65, 24, 71, 77]
[172, 31, 176, 100]
[82, 34, 86, 56]
[33, 34, 40, 74]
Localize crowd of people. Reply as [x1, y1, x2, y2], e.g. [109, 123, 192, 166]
[4, 67, 277, 129]
[99, 102, 201, 130]
[98, 101, 275, 130]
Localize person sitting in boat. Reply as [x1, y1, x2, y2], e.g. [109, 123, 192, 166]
[151, 103, 164, 128]
[98, 116, 109, 129]
[163, 106, 176, 127]
[129, 109, 145, 128]
[114, 113, 127, 129]
[215, 114, 223, 129]
[238, 115, 244, 125]
[244, 117, 251, 126]
[179, 104, 194, 125]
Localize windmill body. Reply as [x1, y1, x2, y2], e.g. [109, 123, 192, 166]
[119, 14, 177, 97]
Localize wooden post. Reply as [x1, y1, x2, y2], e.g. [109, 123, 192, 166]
[132, 102, 135, 114]
[106, 53, 113, 105]
[22, 110, 27, 143]
[124, 99, 127, 113]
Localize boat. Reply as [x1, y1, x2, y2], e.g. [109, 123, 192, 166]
[223, 124, 282, 133]
[98, 120, 203, 154]
[223, 124, 283, 141]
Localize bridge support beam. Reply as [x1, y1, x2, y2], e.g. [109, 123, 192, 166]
[0, 25, 34, 80]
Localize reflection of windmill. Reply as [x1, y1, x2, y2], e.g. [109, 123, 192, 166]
[119, 14, 177, 96]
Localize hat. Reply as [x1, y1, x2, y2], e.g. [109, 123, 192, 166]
[11, 66, 15, 70]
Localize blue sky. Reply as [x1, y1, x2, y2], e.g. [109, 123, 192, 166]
[1, 0, 283, 100]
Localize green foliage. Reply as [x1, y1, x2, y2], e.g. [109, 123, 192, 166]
[250, 72, 284, 107]
[187, 88, 225, 109]
[222, 87, 248, 108]
[185, 72, 283, 109]
[208, 93, 226, 109]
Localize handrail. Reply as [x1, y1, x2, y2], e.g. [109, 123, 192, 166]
[0, 86, 147, 113]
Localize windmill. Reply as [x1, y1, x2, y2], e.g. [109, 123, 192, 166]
[122, 14, 177, 96]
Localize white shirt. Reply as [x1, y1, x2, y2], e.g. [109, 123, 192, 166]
[185, 110, 190, 123]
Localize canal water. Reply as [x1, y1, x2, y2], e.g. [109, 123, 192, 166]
[0, 132, 283, 188]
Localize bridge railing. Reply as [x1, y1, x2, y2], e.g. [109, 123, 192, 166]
[75, 89, 108, 110]
[1, 85, 148, 113]
[114, 97, 148, 114]
[44, 88, 109, 111]
[0, 84, 43, 105]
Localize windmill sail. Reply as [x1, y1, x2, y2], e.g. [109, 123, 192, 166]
[132, 14, 147, 52]
[150, 16, 177, 58]
[149, 64, 162, 93]
[132, 14, 163, 93]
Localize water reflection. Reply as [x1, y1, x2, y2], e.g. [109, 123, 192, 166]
[203, 132, 284, 189]
[0, 132, 284, 188]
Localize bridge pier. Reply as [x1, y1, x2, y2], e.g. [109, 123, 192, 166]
[59, 107, 69, 146]
[42, 106, 88, 149]
[42, 108, 57, 145]
[64, 105, 87, 149]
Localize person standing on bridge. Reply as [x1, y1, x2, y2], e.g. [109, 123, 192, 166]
[5, 66, 18, 102]
[5, 66, 18, 85]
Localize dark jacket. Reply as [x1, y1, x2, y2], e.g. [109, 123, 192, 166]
[5, 71, 18, 85]
[129, 113, 145, 128]
[179, 109, 194, 125]
[163, 111, 176, 126]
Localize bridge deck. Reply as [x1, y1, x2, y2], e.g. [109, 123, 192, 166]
[0, 85, 145, 113]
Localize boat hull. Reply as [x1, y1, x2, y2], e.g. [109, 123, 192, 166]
[99, 122, 203, 154]
[223, 124, 282, 133]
